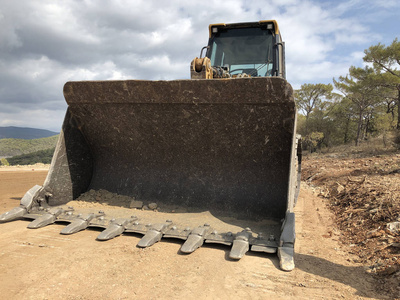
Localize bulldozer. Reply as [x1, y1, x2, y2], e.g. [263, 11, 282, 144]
[0, 20, 301, 271]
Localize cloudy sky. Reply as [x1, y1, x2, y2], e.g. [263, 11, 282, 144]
[0, 0, 399, 132]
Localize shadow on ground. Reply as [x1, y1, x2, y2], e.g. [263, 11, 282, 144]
[296, 253, 385, 299]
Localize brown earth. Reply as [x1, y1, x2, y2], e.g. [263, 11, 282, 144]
[0, 167, 396, 300]
[302, 152, 400, 299]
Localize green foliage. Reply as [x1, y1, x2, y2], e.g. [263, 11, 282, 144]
[296, 113, 306, 134]
[295, 83, 333, 121]
[296, 39, 400, 150]
[333, 66, 382, 146]
[0, 135, 58, 157]
[0, 158, 9, 166]
[364, 38, 400, 129]
[326, 97, 356, 145]
[364, 38, 400, 77]
[7, 148, 55, 165]
[304, 132, 324, 152]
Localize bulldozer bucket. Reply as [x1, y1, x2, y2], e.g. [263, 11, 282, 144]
[1, 77, 300, 271]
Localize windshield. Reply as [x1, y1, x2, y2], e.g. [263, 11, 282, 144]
[208, 27, 274, 77]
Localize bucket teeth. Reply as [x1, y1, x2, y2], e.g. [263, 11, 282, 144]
[96, 218, 134, 241]
[97, 223, 124, 241]
[0, 206, 27, 222]
[230, 240, 249, 260]
[2, 198, 290, 269]
[27, 207, 66, 229]
[278, 246, 295, 271]
[137, 221, 173, 248]
[180, 224, 211, 254]
[137, 230, 162, 248]
[60, 212, 104, 235]
[180, 234, 204, 253]
[0, 186, 41, 223]
[229, 229, 252, 260]
[61, 219, 88, 235]
[278, 212, 295, 271]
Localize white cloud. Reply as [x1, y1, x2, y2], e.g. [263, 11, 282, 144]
[0, 108, 66, 132]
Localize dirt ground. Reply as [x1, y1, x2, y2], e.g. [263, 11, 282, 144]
[0, 168, 395, 300]
[302, 152, 400, 299]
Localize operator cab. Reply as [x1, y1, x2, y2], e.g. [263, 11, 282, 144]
[206, 21, 285, 78]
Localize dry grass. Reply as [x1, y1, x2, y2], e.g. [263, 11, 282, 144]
[305, 131, 399, 158]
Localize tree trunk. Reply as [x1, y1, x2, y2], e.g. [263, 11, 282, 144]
[305, 113, 310, 135]
[344, 116, 350, 144]
[364, 112, 371, 140]
[397, 87, 400, 130]
[356, 110, 363, 146]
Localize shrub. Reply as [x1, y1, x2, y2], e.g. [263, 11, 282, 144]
[394, 130, 400, 149]
[7, 148, 55, 165]
[0, 158, 9, 166]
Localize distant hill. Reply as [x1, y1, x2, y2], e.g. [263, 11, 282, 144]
[0, 126, 58, 140]
[0, 135, 59, 158]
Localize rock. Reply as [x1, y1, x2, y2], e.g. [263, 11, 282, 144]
[390, 242, 400, 248]
[378, 265, 399, 275]
[350, 169, 363, 176]
[330, 183, 345, 197]
[130, 200, 143, 209]
[386, 222, 400, 235]
[366, 229, 384, 239]
[297, 283, 307, 287]
[245, 282, 257, 288]
[336, 183, 345, 194]
[148, 203, 158, 210]
[319, 188, 330, 198]
[369, 208, 379, 214]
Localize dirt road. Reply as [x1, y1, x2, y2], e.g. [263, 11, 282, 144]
[0, 170, 385, 299]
